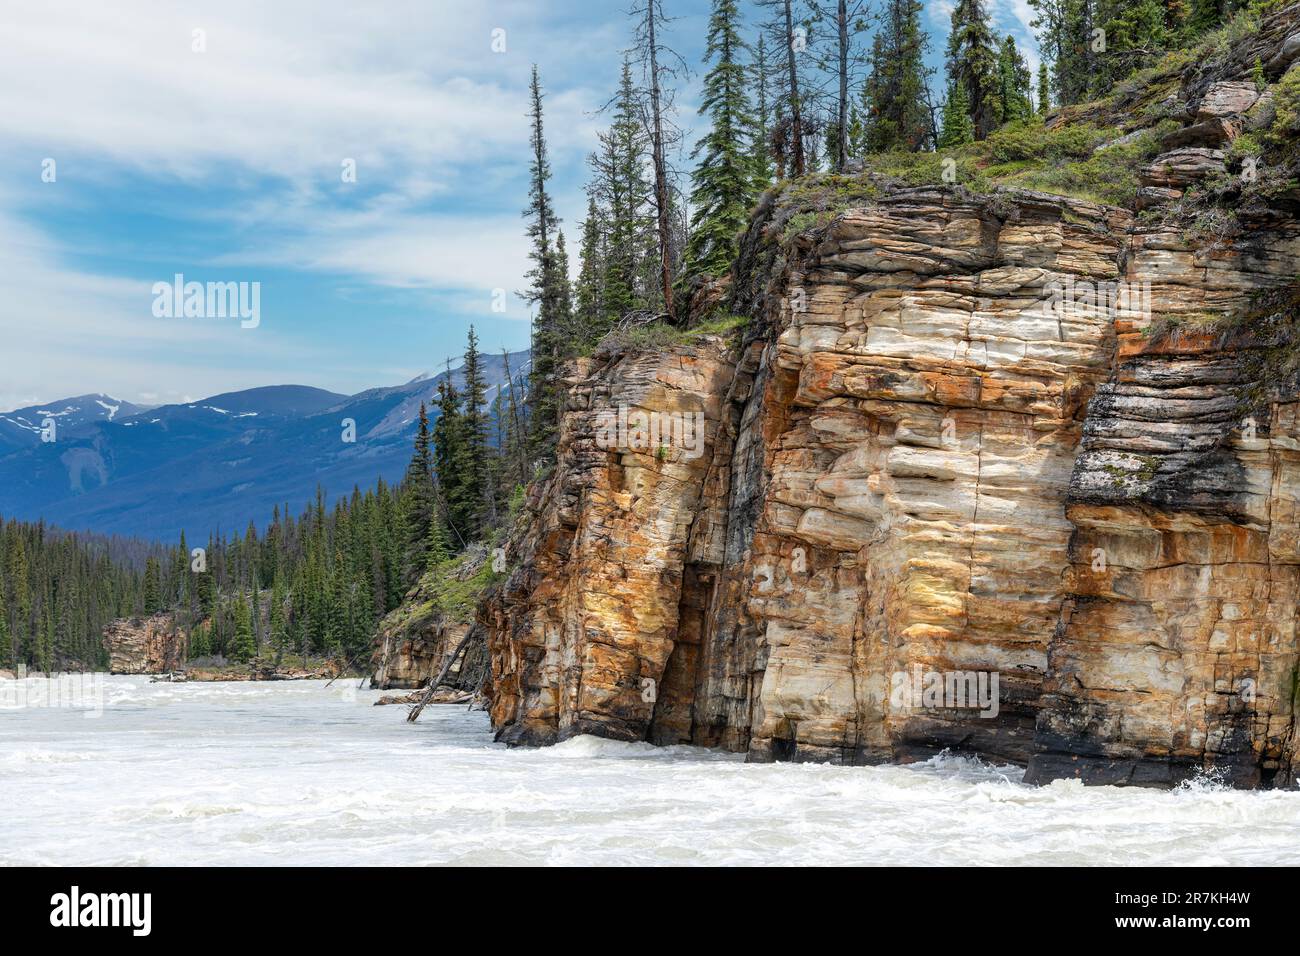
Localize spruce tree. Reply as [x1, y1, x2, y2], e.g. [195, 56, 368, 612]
[573, 195, 607, 347]
[938, 79, 975, 147]
[1189, 0, 1228, 36]
[1093, 0, 1168, 95]
[431, 377, 466, 550]
[403, 402, 436, 579]
[523, 64, 563, 459]
[456, 327, 491, 538]
[861, 0, 933, 153]
[683, 0, 758, 281]
[7, 529, 31, 666]
[995, 34, 1034, 126]
[945, 0, 1000, 139]
[231, 594, 255, 662]
[0, 575, 10, 668]
[591, 60, 654, 322]
[143, 557, 162, 614]
[750, 34, 775, 185]
[1037, 61, 1051, 114]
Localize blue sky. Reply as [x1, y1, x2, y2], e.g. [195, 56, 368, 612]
[0, 0, 1038, 411]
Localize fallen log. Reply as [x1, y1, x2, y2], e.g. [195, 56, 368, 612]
[406, 629, 476, 723]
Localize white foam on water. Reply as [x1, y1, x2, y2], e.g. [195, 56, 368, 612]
[2, 675, 1299, 866]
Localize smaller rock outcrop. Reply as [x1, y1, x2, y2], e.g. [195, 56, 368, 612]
[372, 547, 493, 693]
[103, 614, 187, 674]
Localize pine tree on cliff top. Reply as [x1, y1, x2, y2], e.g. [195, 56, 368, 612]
[684, 0, 758, 280]
[862, 0, 933, 153]
[590, 60, 654, 324]
[431, 375, 466, 549]
[523, 65, 563, 460]
[1092, 0, 1168, 95]
[403, 401, 436, 578]
[945, 0, 1000, 139]
[1029, 0, 1096, 107]
[142, 556, 162, 614]
[938, 78, 975, 147]
[553, 230, 575, 340]
[454, 326, 490, 538]
[573, 194, 607, 349]
[749, 34, 774, 185]
[995, 34, 1034, 125]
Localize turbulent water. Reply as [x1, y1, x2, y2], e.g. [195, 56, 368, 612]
[2, 675, 1299, 866]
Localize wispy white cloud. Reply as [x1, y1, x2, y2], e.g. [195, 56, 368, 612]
[0, 0, 627, 407]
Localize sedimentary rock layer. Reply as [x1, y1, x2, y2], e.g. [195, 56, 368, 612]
[104, 614, 187, 674]
[481, 7, 1300, 786]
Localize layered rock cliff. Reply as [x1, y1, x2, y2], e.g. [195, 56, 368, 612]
[480, 4, 1300, 787]
[372, 547, 491, 694]
[104, 614, 187, 674]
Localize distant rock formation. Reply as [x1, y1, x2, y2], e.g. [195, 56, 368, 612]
[103, 614, 187, 674]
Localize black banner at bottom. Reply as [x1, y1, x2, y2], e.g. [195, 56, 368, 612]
[0, 866, 1279, 942]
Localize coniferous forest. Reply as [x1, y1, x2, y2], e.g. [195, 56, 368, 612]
[0, 0, 1263, 673]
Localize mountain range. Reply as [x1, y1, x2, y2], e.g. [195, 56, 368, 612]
[0, 394, 151, 451]
[0, 351, 529, 542]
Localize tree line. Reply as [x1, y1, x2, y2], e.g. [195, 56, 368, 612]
[0, 519, 148, 671]
[0, 324, 527, 672]
[520, 0, 1253, 459]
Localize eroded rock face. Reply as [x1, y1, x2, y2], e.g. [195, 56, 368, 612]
[371, 553, 490, 693]
[1024, 223, 1300, 788]
[103, 614, 186, 674]
[481, 175, 1300, 786]
[481, 10, 1300, 787]
[373, 620, 468, 689]
[484, 345, 740, 745]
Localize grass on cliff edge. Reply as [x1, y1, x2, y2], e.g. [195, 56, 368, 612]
[381, 547, 503, 634]
[593, 312, 747, 356]
[778, 118, 1173, 234]
[776, 4, 1288, 239]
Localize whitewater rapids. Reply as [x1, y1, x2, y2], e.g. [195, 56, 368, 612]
[2, 676, 1297, 866]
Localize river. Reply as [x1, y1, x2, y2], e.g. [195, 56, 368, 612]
[2, 675, 1298, 866]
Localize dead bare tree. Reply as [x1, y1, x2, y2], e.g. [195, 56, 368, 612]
[629, 0, 689, 321]
[756, 0, 816, 178]
[804, 0, 876, 172]
[500, 349, 529, 488]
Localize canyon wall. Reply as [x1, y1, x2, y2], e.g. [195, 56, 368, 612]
[481, 10, 1300, 787]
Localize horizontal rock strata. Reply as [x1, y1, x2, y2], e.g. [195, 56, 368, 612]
[481, 5, 1300, 787]
[103, 614, 187, 674]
